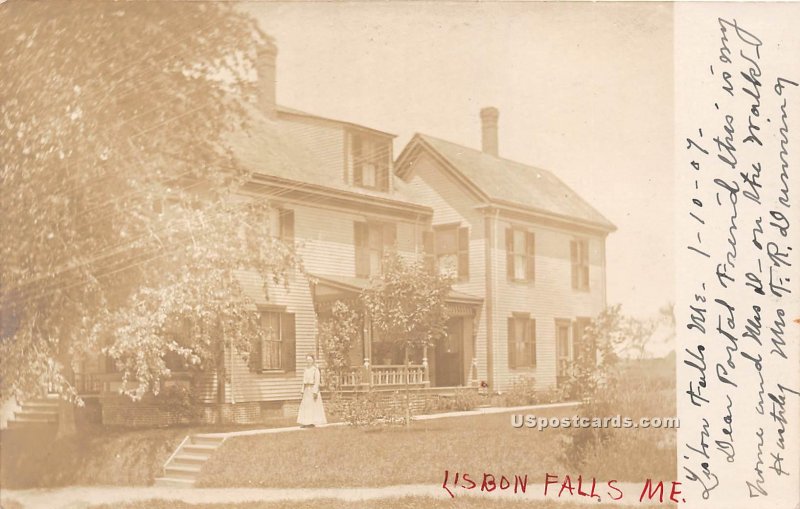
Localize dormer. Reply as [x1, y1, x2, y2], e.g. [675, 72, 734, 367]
[345, 129, 393, 193]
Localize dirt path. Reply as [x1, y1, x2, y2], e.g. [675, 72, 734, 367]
[2, 482, 667, 509]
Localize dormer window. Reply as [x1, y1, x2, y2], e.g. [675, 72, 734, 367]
[351, 132, 390, 192]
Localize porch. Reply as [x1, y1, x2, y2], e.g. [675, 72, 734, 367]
[311, 274, 484, 390]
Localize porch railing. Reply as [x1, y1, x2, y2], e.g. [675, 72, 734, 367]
[322, 364, 428, 389]
[371, 365, 425, 386]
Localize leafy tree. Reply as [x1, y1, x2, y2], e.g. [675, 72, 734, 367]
[361, 252, 453, 425]
[565, 304, 659, 399]
[0, 2, 297, 434]
[318, 300, 361, 391]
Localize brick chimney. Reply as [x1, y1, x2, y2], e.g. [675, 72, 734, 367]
[480, 107, 499, 157]
[256, 39, 278, 118]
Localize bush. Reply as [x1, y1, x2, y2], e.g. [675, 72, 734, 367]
[560, 360, 676, 480]
[328, 390, 406, 427]
[154, 383, 201, 422]
[421, 389, 481, 414]
[499, 377, 538, 406]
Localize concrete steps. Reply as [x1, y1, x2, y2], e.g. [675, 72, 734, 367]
[6, 397, 59, 429]
[153, 433, 226, 488]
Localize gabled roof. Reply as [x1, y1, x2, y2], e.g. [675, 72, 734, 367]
[396, 133, 616, 232]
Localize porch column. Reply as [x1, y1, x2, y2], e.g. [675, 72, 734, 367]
[363, 313, 372, 387]
[422, 345, 430, 386]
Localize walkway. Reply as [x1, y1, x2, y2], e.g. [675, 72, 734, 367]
[202, 401, 580, 439]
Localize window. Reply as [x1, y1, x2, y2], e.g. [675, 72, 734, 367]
[570, 239, 590, 290]
[556, 321, 573, 379]
[354, 221, 396, 277]
[505, 227, 535, 281]
[425, 225, 469, 281]
[250, 310, 296, 373]
[507, 314, 536, 369]
[352, 133, 390, 192]
[268, 208, 294, 243]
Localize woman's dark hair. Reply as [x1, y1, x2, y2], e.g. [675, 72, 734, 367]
[306, 353, 315, 361]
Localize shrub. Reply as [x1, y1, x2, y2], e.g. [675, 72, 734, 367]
[560, 360, 676, 480]
[154, 383, 200, 422]
[329, 390, 406, 427]
[499, 377, 538, 406]
[421, 389, 481, 414]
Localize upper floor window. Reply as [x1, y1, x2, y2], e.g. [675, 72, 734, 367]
[269, 207, 295, 243]
[505, 227, 535, 282]
[508, 313, 536, 369]
[423, 225, 469, 282]
[570, 239, 590, 291]
[354, 221, 396, 277]
[351, 133, 390, 192]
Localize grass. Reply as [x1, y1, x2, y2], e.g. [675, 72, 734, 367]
[198, 405, 674, 489]
[86, 498, 675, 509]
[0, 417, 297, 489]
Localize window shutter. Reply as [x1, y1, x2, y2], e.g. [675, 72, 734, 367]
[422, 230, 435, 273]
[249, 335, 262, 373]
[352, 135, 363, 185]
[570, 240, 578, 289]
[354, 222, 369, 277]
[580, 240, 590, 290]
[279, 209, 295, 243]
[529, 318, 537, 367]
[457, 226, 469, 280]
[281, 313, 296, 372]
[505, 228, 514, 280]
[507, 317, 516, 369]
[525, 231, 535, 281]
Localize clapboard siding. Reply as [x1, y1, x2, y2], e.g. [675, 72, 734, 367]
[403, 150, 608, 391]
[403, 153, 489, 383]
[491, 218, 606, 390]
[221, 199, 425, 403]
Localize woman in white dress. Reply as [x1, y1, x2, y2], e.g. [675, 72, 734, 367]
[297, 354, 327, 427]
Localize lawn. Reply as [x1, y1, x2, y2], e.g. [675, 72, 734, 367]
[87, 498, 675, 509]
[0, 417, 298, 489]
[198, 405, 675, 489]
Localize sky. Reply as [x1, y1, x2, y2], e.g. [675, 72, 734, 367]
[244, 2, 674, 319]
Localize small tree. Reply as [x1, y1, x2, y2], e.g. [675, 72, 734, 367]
[361, 252, 453, 426]
[565, 304, 657, 400]
[318, 300, 361, 391]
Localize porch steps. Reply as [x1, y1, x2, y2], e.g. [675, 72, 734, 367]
[153, 433, 226, 488]
[6, 397, 59, 430]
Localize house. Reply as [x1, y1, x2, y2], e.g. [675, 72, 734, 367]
[30, 37, 614, 427]
[395, 109, 616, 391]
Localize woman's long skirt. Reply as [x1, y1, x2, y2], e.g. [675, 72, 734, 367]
[297, 386, 327, 426]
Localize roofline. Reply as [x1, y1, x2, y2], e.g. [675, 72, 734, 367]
[398, 133, 616, 234]
[247, 173, 433, 218]
[394, 134, 491, 203]
[476, 201, 617, 234]
[276, 106, 396, 139]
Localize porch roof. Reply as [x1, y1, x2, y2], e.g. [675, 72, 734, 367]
[310, 273, 483, 305]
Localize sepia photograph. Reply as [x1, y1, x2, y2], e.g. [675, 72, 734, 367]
[0, 1, 797, 509]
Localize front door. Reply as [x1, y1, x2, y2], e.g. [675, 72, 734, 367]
[434, 317, 464, 387]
